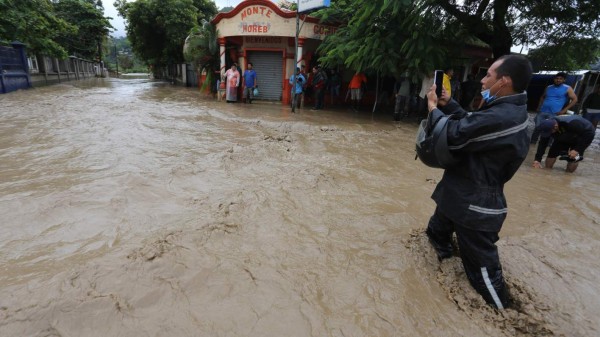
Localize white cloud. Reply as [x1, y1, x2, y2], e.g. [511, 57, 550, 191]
[103, 1, 126, 37]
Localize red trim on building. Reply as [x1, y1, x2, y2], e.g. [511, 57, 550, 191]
[211, 0, 319, 25]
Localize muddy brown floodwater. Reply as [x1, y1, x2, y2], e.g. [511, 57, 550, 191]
[1, 78, 599, 337]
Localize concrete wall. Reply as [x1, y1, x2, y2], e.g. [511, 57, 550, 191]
[30, 56, 100, 87]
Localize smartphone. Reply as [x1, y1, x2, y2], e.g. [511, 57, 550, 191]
[434, 70, 444, 97]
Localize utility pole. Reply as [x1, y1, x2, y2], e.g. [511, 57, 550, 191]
[291, 1, 330, 112]
[292, 0, 300, 113]
[114, 44, 119, 77]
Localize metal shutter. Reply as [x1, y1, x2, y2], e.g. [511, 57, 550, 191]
[247, 51, 283, 101]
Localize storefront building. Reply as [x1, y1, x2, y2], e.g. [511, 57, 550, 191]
[211, 0, 337, 103]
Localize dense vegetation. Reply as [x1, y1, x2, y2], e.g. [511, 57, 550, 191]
[315, 0, 600, 76]
[1, 0, 596, 75]
[114, 0, 217, 72]
[0, 0, 112, 60]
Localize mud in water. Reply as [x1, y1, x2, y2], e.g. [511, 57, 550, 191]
[1, 78, 599, 336]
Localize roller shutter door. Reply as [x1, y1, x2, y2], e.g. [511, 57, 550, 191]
[247, 51, 283, 101]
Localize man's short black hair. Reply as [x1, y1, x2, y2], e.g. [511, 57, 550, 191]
[496, 55, 533, 93]
[248, 62, 253, 67]
[555, 72, 567, 79]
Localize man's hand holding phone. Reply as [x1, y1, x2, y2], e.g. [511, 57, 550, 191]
[427, 70, 450, 113]
[427, 85, 450, 113]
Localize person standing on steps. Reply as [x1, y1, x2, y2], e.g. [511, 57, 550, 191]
[348, 71, 367, 111]
[289, 67, 306, 109]
[311, 66, 327, 110]
[224, 64, 240, 103]
[393, 76, 410, 120]
[242, 62, 257, 104]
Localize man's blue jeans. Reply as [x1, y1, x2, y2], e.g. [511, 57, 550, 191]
[530, 112, 554, 144]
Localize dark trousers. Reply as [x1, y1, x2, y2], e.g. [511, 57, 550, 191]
[427, 207, 510, 309]
[394, 95, 407, 114]
[530, 112, 554, 144]
[314, 88, 325, 109]
[291, 92, 302, 108]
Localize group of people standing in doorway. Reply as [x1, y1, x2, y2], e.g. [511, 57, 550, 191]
[288, 64, 390, 112]
[222, 62, 257, 104]
[289, 65, 347, 111]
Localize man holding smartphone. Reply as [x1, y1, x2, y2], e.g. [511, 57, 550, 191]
[423, 55, 532, 309]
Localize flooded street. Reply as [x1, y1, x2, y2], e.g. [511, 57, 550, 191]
[1, 78, 599, 336]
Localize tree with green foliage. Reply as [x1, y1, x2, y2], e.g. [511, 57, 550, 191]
[117, 53, 134, 70]
[427, 0, 599, 63]
[316, 0, 600, 76]
[53, 0, 113, 60]
[528, 38, 600, 71]
[317, 0, 444, 80]
[104, 37, 146, 73]
[183, 20, 219, 91]
[114, 0, 217, 72]
[0, 0, 74, 58]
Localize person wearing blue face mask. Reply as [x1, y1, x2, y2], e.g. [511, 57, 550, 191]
[423, 55, 533, 310]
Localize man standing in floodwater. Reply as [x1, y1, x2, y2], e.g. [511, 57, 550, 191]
[242, 62, 257, 104]
[424, 55, 533, 309]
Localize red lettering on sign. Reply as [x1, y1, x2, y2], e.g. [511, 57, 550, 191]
[242, 24, 269, 33]
[240, 6, 274, 21]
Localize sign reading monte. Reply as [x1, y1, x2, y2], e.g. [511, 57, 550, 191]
[298, 0, 331, 13]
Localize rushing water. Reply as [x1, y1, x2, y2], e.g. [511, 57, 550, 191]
[1, 78, 599, 336]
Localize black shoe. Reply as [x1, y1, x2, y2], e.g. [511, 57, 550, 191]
[426, 228, 453, 261]
[559, 155, 583, 162]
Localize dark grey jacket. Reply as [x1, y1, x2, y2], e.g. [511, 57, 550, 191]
[534, 115, 595, 162]
[430, 93, 530, 232]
